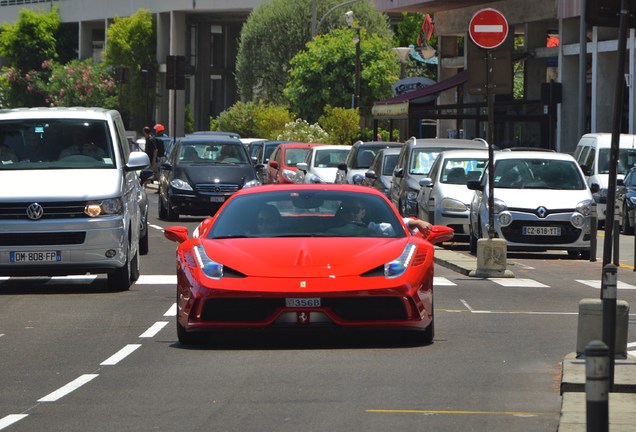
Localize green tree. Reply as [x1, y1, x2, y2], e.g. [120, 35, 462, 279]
[284, 28, 399, 122]
[215, 101, 293, 139]
[0, 7, 59, 72]
[0, 7, 60, 107]
[102, 9, 155, 128]
[236, 0, 390, 104]
[277, 118, 329, 143]
[318, 105, 360, 145]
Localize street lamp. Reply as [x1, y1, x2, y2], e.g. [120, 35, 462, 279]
[345, 10, 361, 109]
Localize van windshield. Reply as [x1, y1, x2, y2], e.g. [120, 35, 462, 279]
[598, 148, 636, 174]
[0, 119, 115, 170]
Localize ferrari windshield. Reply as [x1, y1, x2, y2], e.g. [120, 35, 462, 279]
[209, 190, 406, 239]
[0, 119, 115, 170]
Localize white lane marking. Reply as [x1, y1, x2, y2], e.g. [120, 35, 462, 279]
[149, 224, 164, 231]
[100, 344, 141, 366]
[0, 414, 28, 430]
[37, 374, 98, 402]
[577, 280, 636, 290]
[489, 278, 549, 288]
[434, 277, 456, 286]
[139, 321, 168, 338]
[135, 275, 177, 285]
[628, 342, 636, 348]
[164, 303, 177, 317]
[460, 299, 477, 312]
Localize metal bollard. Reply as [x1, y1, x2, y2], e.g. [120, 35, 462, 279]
[590, 203, 597, 262]
[585, 340, 609, 432]
[601, 264, 617, 390]
[613, 205, 620, 265]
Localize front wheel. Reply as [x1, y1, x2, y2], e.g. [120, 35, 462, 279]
[622, 204, 634, 235]
[107, 247, 131, 291]
[177, 319, 198, 345]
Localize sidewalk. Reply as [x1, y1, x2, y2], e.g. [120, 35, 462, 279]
[432, 245, 636, 431]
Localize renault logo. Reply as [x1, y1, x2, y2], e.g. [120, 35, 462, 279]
[26, 203, 44, 220]
[536, 206, 548, 218]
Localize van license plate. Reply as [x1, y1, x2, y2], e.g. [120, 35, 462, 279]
[10, 251, 61, 263]
[522, 226, 561, 236]
[209, 196, 225, 203]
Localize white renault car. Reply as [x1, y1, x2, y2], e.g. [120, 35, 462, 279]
[467, 150, 595, 259]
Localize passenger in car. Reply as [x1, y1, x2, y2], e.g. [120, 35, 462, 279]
[254, 204, 282, 235]
[58, 127, 107, 160]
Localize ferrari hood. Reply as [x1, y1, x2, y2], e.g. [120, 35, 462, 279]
[203, 237, 412, 278]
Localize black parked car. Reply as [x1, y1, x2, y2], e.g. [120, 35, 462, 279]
[158, 136, 260, 220]
[617, 166, 636, 234]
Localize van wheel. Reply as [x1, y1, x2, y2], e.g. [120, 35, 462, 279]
[139, 224, 149, 255]
[580, 249, 592, 260]
[622, 204, 634, 235]
[108, 247, 131, 291]
[469, 231, 478, 255]
[130, 250, 140, 282]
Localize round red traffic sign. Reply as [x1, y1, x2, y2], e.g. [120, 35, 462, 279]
[469, 8, 508, 49]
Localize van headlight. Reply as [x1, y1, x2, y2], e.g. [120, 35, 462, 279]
[84, 198, 123, 217]
[243, 179, 261, 188]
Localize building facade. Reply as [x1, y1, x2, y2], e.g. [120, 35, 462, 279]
[0, 0, 262, 136]
[376, 0, 636, 153]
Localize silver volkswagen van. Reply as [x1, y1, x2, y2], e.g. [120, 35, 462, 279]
[0, 107, 149, 290]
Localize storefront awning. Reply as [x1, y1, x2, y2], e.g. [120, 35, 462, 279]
[373, 70, 468, 108]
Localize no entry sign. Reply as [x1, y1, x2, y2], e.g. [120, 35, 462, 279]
[469, 8, 508, 50]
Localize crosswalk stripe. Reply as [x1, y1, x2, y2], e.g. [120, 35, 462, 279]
[434, 277, 456, 286]
[576, 280, 636, 290]
[489, 278, 550, 288]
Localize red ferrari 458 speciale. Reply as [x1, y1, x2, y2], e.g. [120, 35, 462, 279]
[164, 184, 453, 345]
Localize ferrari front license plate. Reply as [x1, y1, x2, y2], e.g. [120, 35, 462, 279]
[209, 196, 225, 203]
[522, 226, 561, 236]
[10, 251, 61, 263]
[285, 298, 321, 308]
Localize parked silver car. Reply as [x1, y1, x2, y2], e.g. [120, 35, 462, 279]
[390, 137, 490, 216]
[416, 149, 488, 240]
[361, 148, 401, 198]
[467, 150, 595, 258]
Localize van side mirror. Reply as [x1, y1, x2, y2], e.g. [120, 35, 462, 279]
[466, 179, 483, 191]
[580, 164, 591, 176]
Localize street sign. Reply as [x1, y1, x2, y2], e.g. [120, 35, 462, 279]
[469, 8, 508, 50]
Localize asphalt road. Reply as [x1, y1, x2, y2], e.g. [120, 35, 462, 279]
[1, 193, 635, 432]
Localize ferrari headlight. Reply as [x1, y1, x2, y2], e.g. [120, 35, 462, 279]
[243, 179, 261, 188]
[441, 197, 467, 212]
[193, 245, 223, 280]
[84, 198, 123, 217]
[384, 244, 416, 279]
[170, 178, 193, 191]
[576, 199, 593, 217]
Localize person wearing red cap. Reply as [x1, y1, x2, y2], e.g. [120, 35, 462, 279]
[153, 123, 165, 134]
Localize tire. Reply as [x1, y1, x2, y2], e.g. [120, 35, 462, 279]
[622, 204, 634, 235]
[166, 198, 179, 221]
[158, 195, 167, 220]
[139, 223, 149, 255]
[107, 246, 131, 291]
[580, 249, 592, 260]
[130, 250, 140, 282]
[176, 319, 198, 345]
[469, 230, 478, 255]
[413, 318, 434, 345]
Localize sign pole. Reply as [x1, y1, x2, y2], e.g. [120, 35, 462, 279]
[486, 49, 495, 238]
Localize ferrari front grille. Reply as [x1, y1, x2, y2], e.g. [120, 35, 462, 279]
[325, 297, 407, 321]
[201, 298, 283, 322]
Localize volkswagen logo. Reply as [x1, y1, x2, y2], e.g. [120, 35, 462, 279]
[26, 203, 44, 220]
[536, 206, 548, 218]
